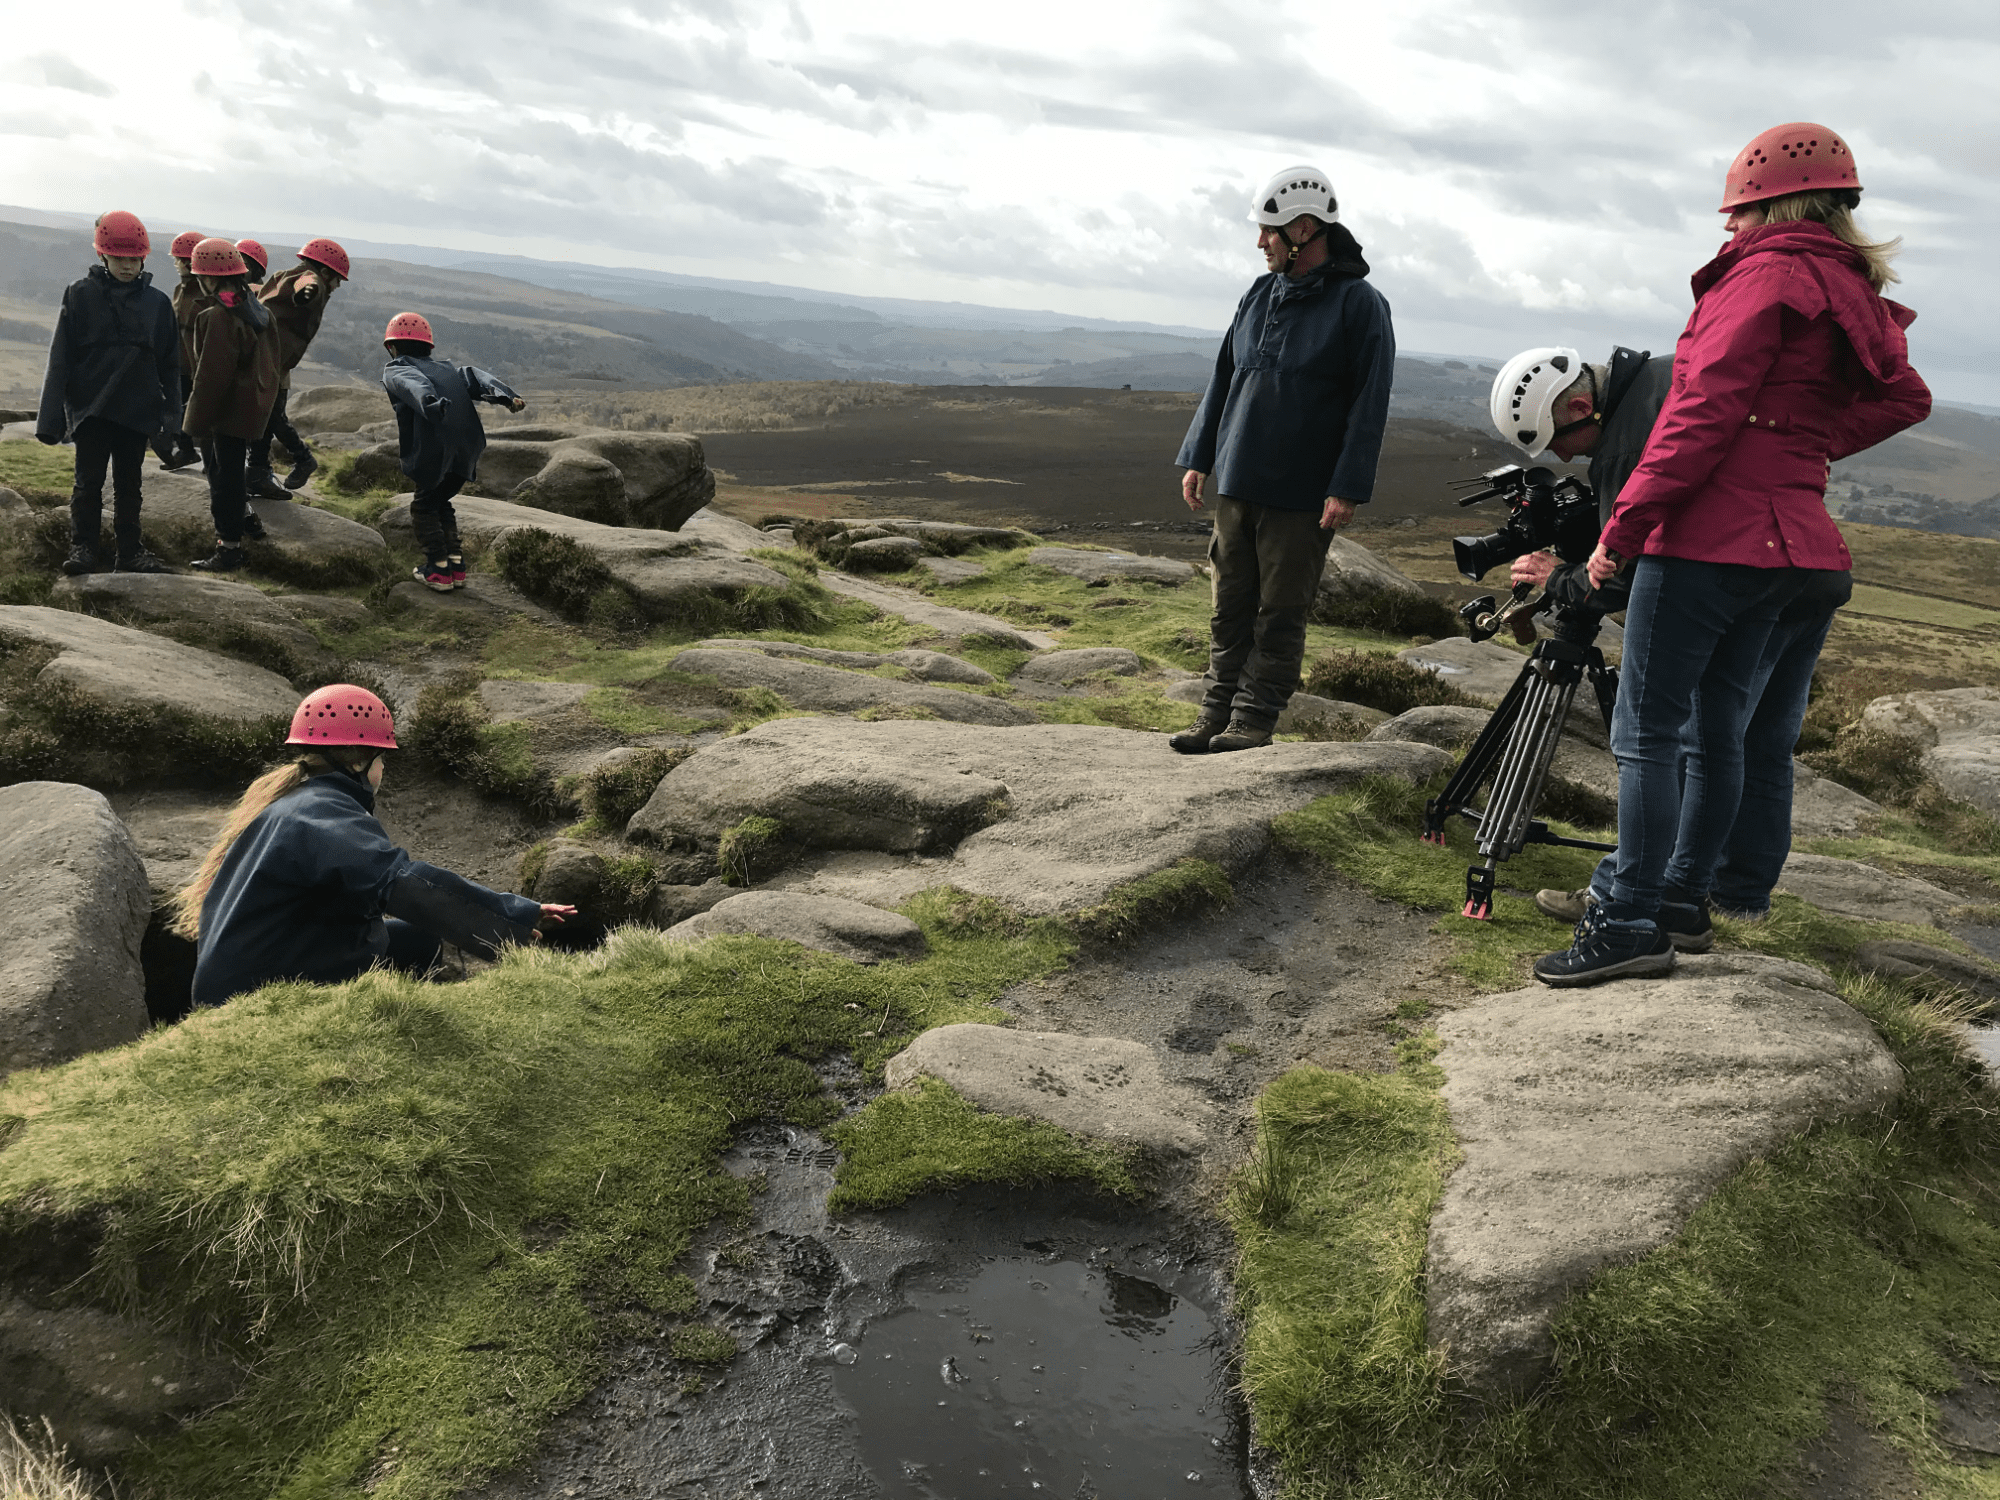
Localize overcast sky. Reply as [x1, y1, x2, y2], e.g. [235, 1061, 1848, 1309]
[10, 0, 1999, 401]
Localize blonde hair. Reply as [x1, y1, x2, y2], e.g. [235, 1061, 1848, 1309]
[172, 749, 378, 939]
[1756, 190, 1901, 291]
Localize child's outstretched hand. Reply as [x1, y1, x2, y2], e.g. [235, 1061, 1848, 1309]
[508, 398, 526, 413]
[531, 903, 578, 943]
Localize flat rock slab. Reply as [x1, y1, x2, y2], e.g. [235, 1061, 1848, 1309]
[1427, 952, 1902, 1401]
[1162, 679, 1389, 738]
[479, 679, 592, 724]
[885, 1023, 1211, 1153]
[917, 555, 986, 585]
[1777, 852, 1965, 926]
[695, 638, 995, 685]
[141, 470, 387, 569]
[387, 574, 557, 624]
[108, 788, 233, 893]
[1013, 647, 1143, 683]
[628, 717, 1452, 915]
[1862, 686, 2000, 818]
[665, 890, 926, 964]
[1789, 760, 1884, 838]
[49, 572, 331, 670]
[0, 605, 298, 731]
[0, 783, 151, 1076]
[1027, 547, 1196, 586]
[669, 649, 1031, 728]
[1318, 535, 1426, 602]
[1397, 638, 1532, 707]
[1854, 939, 2000, 1004]
[1369, 704, 1618, 804]
[817, 571, 1056, 651]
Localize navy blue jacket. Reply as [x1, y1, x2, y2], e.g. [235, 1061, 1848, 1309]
[1545, 347, 1676, 615]
[191, 774, 542, 1008]
[382, 355, 522, 490]
[1176, 261, 1396, 510]
[36, 265, 181, 442]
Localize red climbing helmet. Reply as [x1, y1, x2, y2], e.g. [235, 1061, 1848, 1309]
[298, 237, 351, 278]
[285, 684, 398, 749]
[93, 210, 150, 258]
[383, 311, 435, 347]
[235, 239, 269, 275]
[1720, 122, 1862, 212]
[190, 237, 247, 277]
[170, 230, 205, 259]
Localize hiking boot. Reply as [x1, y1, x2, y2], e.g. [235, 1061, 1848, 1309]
[163, 443, 202, 471]
[1168, 713, 1230, 755]
[1533, 905, 1677, 988]
[413, 561, 454, 594]
[283, 451, 319, 490]
[1208, 718, 1273, 753]
[1534, 886, 1595, 923]
[61, 543, 99, 576]
[241, 510, 268, 541]
[190, 544, 246, 573]
[447, 553, 468, 589]
[114, 548, 173, 575]
[1659, 898, 1715, 953]
[247, 471, 290, 502]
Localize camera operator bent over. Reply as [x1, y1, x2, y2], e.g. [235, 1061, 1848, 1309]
[1173, 165, 1395, 753]
[1536, 122, 1930, 987]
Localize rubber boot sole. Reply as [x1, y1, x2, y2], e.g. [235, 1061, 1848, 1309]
[1535, 946, 1678, 988]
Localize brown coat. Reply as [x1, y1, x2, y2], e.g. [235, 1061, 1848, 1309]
[258, 265, 330, 391]
[170, 272, 214, 388]
[183, 300, 282, 441]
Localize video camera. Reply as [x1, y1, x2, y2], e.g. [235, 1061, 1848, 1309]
[1449, 464, 1599, 582]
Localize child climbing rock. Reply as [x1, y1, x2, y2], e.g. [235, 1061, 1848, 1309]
[181, 237, 282, 573]
[380, 310, 526, 591]
[150, 228, 207, 472]
[253, 236, 349, 495]
[34, 210, 181, 575]
[175, 684, 573, 1008]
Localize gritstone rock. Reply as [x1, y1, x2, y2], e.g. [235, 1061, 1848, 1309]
[844, 535, 928, 571]
[137, 468, 388, 578]
[1369, 704, 1618, 807]
[0, 484, 30, 521]
[626, 718, 1451, 914]
[0, 1297, 237, 1460]
[0, 606, 298, 745]
[1426, 952, 1902, 1401]
[815, 571, 1055, 650]
[664, 890, 927, 964]
[286, 385, 393, 434]
[1853, 939, 2000, 1006]
[646, 879, 735, 928]
[824, 518, 1033, 555]
[694, 638, 996, 685]
[525, 840, 607, 908]
[885, 1024, 1211, 1153]
[1162, 679, 1389, 738]
[1789, 759, 1884, 837]
[50, 572, 335, 678]
[1027, 547, 1196, 586]
[917, 555, 985, 584]
[668, 648, 1033, 727]
[1860, 686, 2000, 818]
[107, 789, 232, 894]
[508, 447, 628, 526]
[386, 574, 557, 624]
[1776, 852, 1964, 926]
[375, 494, 787, 620]
[1316, 535, 1427, 606]
[1396, 637, 1533, 707]
[0, 782, 151, 1076]
[478, 679, 592, 724]
[1013, 647, 1144, 683]
[357, 430, 715, 532]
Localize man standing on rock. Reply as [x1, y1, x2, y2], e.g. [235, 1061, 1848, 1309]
[1172, 165, 1395, 754]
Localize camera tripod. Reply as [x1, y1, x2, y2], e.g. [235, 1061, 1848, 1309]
[1421, 603, 1619, 921]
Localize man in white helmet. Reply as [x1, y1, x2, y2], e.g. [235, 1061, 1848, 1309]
[1172, 165, 1396, 753]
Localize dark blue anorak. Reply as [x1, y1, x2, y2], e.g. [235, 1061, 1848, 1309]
[381, 354, 522, 490]
[35, 265, 181, 442]
[191, 773, 541, 1008]
[1176, 260, 1396, 510]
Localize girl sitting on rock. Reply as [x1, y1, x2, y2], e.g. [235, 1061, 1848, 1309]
[182, 237, 282, 574]
[174, 685, 573, 1008]
[380, 311, 526, 592]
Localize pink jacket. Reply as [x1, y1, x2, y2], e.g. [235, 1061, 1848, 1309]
[1601, 221, 1930, 569]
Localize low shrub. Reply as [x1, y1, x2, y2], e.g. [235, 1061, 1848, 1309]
[1303, 648, 1478, 715]
[495, 529, 614, 621]
[576, 747, 691, 831]
[1312, 589, 1465, 639]
[405, 681, 569, 816]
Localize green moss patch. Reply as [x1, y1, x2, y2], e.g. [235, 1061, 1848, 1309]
[0, 438, 77, 502]
[1069, 857, 1234, 944]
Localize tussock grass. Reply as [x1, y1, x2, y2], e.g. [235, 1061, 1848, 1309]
[1, 1416, 105, 1500]
[0, 438, 77, 502]
[1302, 648, 1481, 714]
[1070, 857, 1233, 944]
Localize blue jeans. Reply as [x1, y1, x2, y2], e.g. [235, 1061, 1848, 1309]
[1603, 557, 1850, 921]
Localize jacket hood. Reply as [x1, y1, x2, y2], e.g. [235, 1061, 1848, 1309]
[219, 287, 273, 331]
[87, 263, 153, 293]
[1694, 219, 1916, 392]
[302, 767, 378, 814]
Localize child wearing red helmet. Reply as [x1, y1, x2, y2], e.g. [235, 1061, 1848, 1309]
[175, 684, 572, 1007]
[251, 237, 351, 496]
[33, 211, 181, 575]
[380, 311, 526, 591]
[181, 237, 283, 573]
[148, 229, 209, 473]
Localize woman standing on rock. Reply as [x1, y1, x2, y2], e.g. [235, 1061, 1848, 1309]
[1536, 123, 1931, 987]
[181, 237, 282, 574]
[34, 210, 181, 576]
[175, 685, 573, 1008]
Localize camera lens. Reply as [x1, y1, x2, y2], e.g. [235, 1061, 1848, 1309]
[1454, 532, 1523, 581]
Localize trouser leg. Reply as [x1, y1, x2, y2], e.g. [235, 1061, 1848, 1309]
[409, 475, 466, 562]
[1231, 505, 1332, 729]
[106, 423, 149, 556]
[1607, 558, 1789, 920]
[381, 918, 446, 980]
[253, 386, 302, 473]
[206, 434, 251, 543]
[69, 418, 112, 546]
[1201, 496, 1262, 718]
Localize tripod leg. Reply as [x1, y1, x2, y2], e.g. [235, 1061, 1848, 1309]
[1479, 669, 1580, 860]
[1422, 660, 1539, 845]
[1463, 859, 1498, 921]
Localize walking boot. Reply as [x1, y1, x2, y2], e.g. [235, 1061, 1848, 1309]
[241, 510, 269, 541]
[190, 543, 247, 573]
[1208, 717, 1274, 753]
[247, 471, 290, 502]
[163, 441, 202, 471]
[413, 559, 454, 593]
[1532, 905, 1676, 988]
[115, 547, 174, 575]
[447, 553, 468, 589]
[283, 451, 319, 490]
[61, 542, 99, 576]
[1657, 897, 1715, 953]
[1533, 886, 1595, 923]
[1168, 712, 1230, 755]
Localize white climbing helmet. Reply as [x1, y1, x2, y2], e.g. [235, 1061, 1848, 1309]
[1491, 346, 1585, 457]
[1249, 165, 1340, 227]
